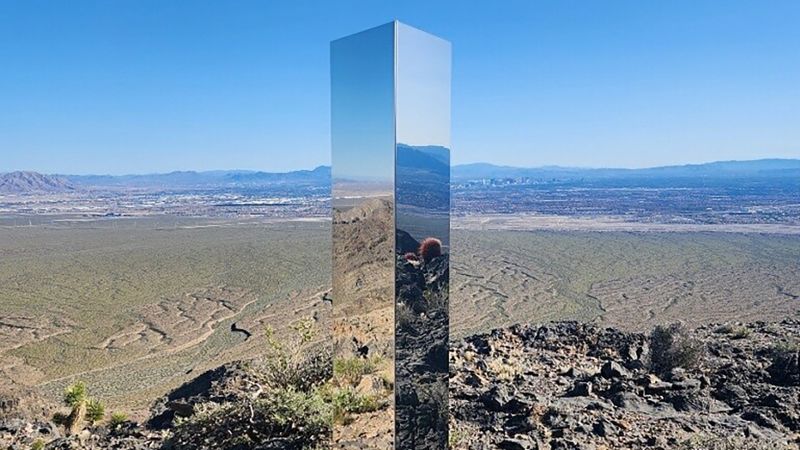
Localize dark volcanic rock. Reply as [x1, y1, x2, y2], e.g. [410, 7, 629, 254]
[148, 362, 258, 429]
[450, 320, 800, 450]
[396, 229, 421, 255]
[395, 250, 449, 450]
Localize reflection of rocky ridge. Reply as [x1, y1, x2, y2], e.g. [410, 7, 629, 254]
[333, 197, 394, 317]
[396, 243, 449, 450]
[333, 197, 396, 449]
[450, 321, 800, 450]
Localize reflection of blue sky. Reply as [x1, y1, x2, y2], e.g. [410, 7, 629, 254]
[332, 21, 451, 184]
[396, 23, 451, 149]
[331, 22, 395, 182]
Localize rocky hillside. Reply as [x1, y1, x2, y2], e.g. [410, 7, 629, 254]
[2, 320, 798, 449]
[0, 171, 75, 194]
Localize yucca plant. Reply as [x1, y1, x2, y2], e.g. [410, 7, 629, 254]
[109, 412, 128, 429]
[62, 381, 106, 434]
[86, 399, 105, 425]
[63, 382, 88, 435]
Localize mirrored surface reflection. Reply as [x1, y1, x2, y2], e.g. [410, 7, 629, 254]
[394, 23, 451, 450]
[331, 22, 396, 449]
[332, 22, 450, 449]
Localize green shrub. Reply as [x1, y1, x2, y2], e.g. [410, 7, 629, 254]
[63, 381, 88, 434]
[331, 387, 381, 425]
[86, 399, 105, 425]
[63, 382, 87, 408]
[109, 411, 128, 428]
[262, 319, 331, 391]
[31, 439, 45, 450]
[170, 387, 332, 450]
[716, 324, 751, 339]
[396, 302, 416, 332]
[650, 323, 704, 376]
[333, 356, 381, 387]
[167, 318, 335, 449]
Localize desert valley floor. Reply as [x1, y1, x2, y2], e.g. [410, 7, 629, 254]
[1, 217, 799, 418]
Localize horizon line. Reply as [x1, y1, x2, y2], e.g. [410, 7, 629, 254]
[2, 156, 800, 177]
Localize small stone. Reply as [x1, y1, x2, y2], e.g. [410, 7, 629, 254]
[668, 367, 687, 382]
[565, 382, 593, 397]
[498, 437, 538, 450]
[601, 362, 630, 379]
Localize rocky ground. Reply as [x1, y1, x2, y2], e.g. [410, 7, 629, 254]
[450, 320, 800, 450]
[2, 319, 799, 449]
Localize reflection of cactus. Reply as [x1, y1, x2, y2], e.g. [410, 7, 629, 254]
[419, 237, 442, 263]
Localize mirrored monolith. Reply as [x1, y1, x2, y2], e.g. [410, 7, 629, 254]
[331, 21, 451, 450]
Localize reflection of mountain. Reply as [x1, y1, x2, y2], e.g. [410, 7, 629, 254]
[396, 144, 450, 212]
[396, 144, 449, 175]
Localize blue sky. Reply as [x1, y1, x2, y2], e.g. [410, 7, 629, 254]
[1, 1, 799, 174]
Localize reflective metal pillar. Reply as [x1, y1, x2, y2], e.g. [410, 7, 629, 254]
[331, 21, 451, 450]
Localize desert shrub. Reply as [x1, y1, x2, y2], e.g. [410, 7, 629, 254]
[424, 286, 449, 314]
[262, 318, 332, 391]
[650, 323, 704, 376]
[31, 439, 45, 450]
[63, 381, 87, 409]
[397, 302, 416, 331]
[86, 399, 105, 425]
[59, 381, 107, 432]
[171, 387, 332, 450]
[331, 387, 381, 425]
[168, 317, 335, 449]
[333, 356, 381, 387]
[109, 411, 128, 428]
[419, 237, 442, 263]
[487, 357, 519, 382]
[716, 324, 751, 339]
[448, 426, 467, 449]
[767, 343, 799, 386]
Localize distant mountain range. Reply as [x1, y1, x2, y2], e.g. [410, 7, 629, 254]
[1, 158, 798, 195]
[0, 171, 76, 194]
[452, 158, 800, 181]
[63, 165, 330, 189]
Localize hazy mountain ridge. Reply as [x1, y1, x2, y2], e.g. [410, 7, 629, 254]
[3, 158, 799, 192]
[0, 171, 76, 194]
[452, 158, 800, 181]
[62, 166, 331, 189]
